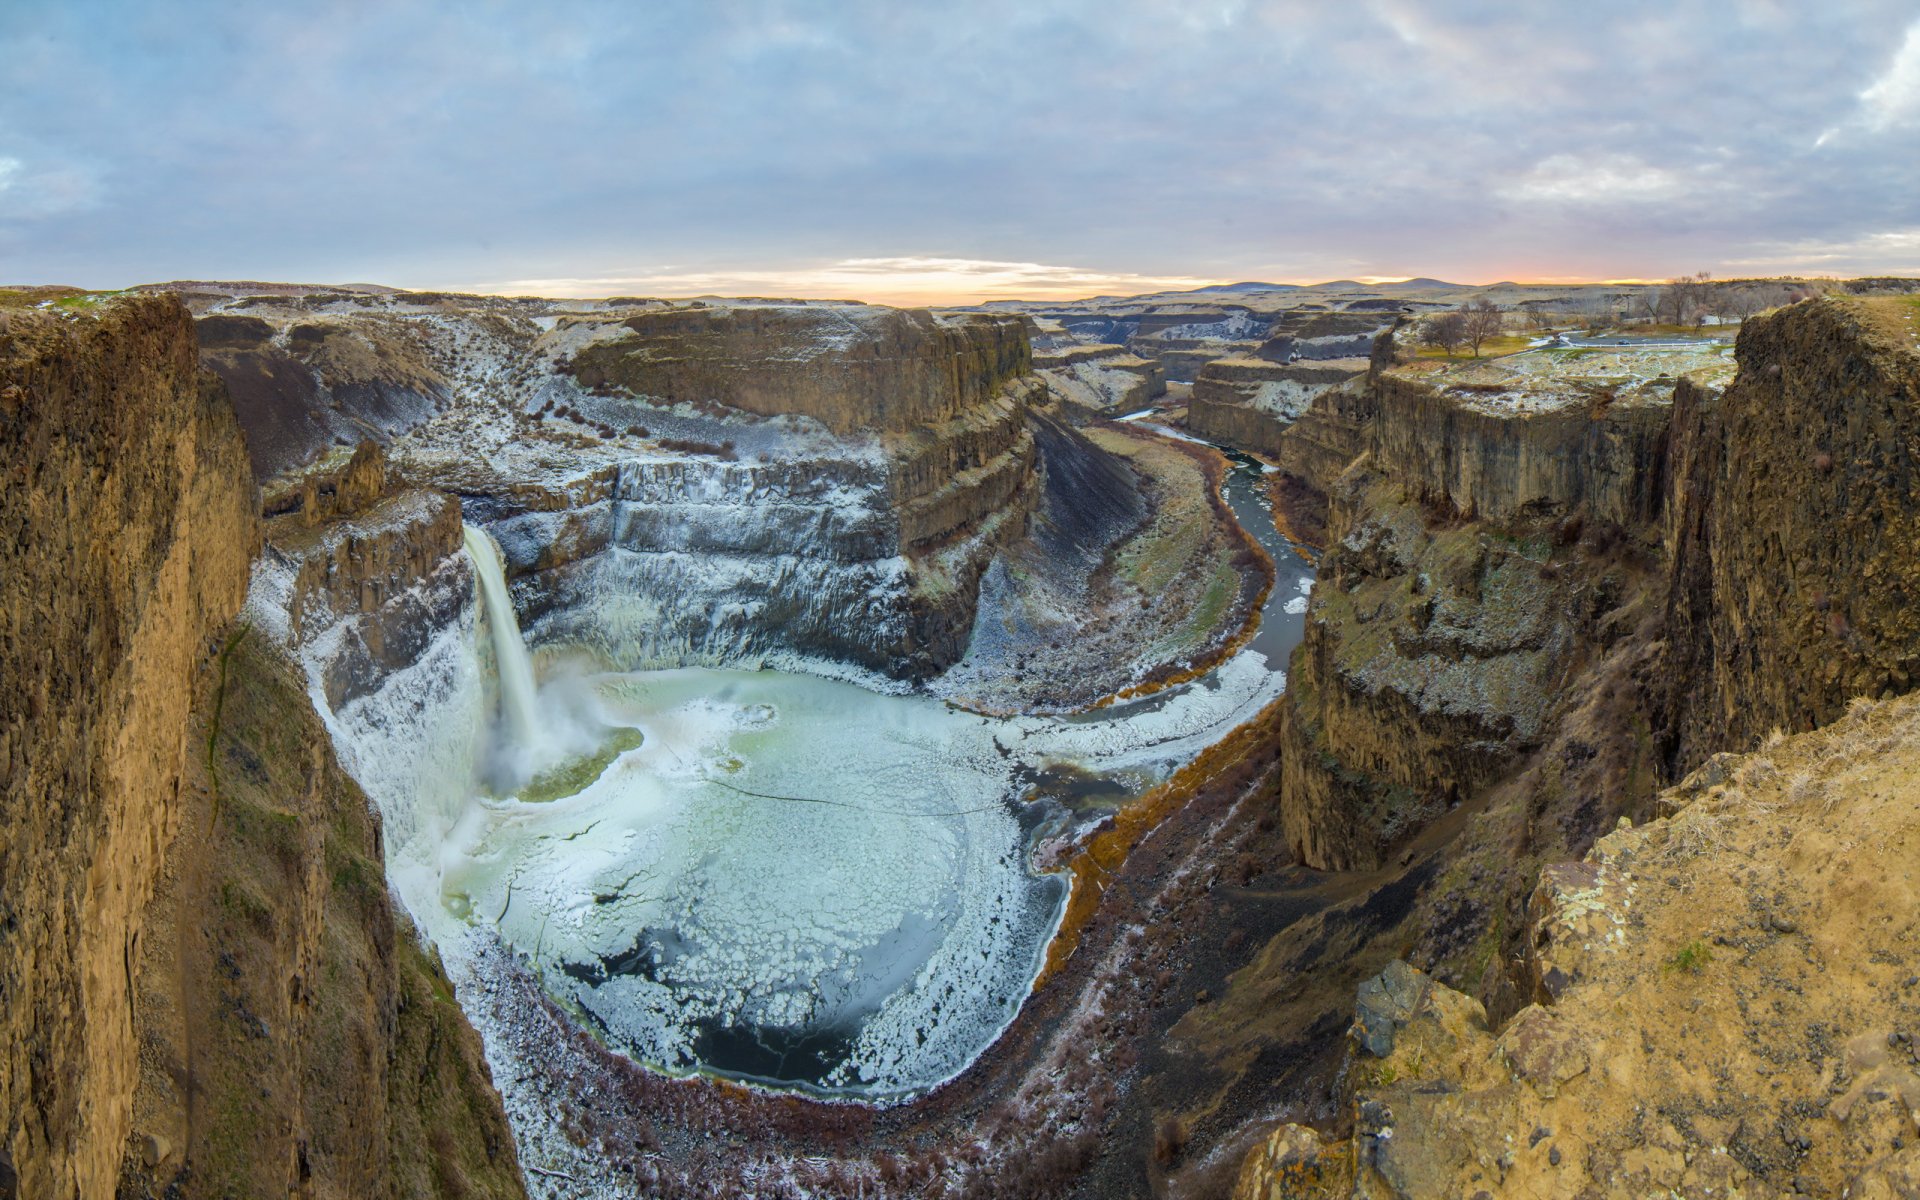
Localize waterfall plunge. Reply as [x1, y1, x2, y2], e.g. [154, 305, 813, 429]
[462, 523, 542, 753]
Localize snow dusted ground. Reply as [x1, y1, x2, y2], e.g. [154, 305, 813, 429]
[1427, 341, 1737, 415]
[284, 543, 1302, 1092]
[228, 289, 1321, 1190]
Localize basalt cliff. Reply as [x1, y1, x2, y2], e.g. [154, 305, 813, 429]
[0, 293, 528, 1200]
[2, 283, 1274, 1199]
[7, 279, 1920, 1200]
[1228, 294, 1920, 1198]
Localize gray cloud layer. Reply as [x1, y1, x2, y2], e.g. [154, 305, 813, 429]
[4, 1, 1919, 295]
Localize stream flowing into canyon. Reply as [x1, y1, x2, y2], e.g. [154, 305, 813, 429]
[343, 444, 1314, 1103]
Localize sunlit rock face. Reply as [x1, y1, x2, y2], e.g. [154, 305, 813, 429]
[0, 295, 258, 1200]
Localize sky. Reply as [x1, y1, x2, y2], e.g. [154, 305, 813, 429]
[3, 1, 1919, 304]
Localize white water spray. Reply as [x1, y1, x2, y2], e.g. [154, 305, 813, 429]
[462, 522, 541, 752]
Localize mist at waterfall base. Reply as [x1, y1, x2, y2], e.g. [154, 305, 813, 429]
[342, 505, 1311, 1100]
[461, 524, 629, 797]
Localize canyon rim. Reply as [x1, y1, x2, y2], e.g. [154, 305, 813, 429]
[7, 5, 1920, 1199]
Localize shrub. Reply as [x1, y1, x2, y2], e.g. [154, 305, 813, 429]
[1666, 940, 1713, 974]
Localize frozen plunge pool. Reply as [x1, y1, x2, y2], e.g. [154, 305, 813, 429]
[443, 666, 1066, 1095]
[410, 642, 1301, 1098]
[330, 453, 1314, 1101]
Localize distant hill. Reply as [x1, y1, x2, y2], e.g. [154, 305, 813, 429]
[1304, 277, 1467, 291]
[1186, 281, 1299, 294]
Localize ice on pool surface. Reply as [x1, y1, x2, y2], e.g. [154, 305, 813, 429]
[428, 667, 1077, 1095]
[319, 462, 1313, 1100]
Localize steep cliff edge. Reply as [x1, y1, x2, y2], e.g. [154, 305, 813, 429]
[1186, 357, 1369, 460]
[1, 295, 523, 1200]
[118, 624, 524, 1200]
[0, 295, 258, 1199]
[1031, 343, 1166, 415]
[1664, 295, 1920, 764]
[1271, 332, 1712, 872]
[1234, 295, 1920, 1198]
[1237, 692, 1920, 1199]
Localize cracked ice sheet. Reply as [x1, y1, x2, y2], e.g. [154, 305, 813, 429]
[421, 666, 1067, 1097]
[321, 613, 1288, 1101]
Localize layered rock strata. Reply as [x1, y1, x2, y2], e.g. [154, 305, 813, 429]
[1032, 343, 1166, 414]
[1271, 331, 1707, 871]
[1185, 357, 1369, 458]
[1368, 363, 1677, 528]
[188, 292, 1056, 679]
[0, 296, 259, 1200]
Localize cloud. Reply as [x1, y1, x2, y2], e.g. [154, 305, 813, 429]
[1502, 154, 1690, 207]
[1861, 21, 1920, 129]
[472, 257, 1226, 305]
[1, 3, 1916, 288]
[1817, 18, 1920, 145]
[1723, 228, 1920, 273]
[0, 153, 102, 219]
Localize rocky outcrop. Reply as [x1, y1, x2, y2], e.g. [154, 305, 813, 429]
[1663, 296, 1920, 763]
[1369, 366, 1676, 528]
[1186, 357, 1369, 458]
[280, 485, 471, 708]
[1033, 344, 1166, 413]
[1241, 689, 1920, 1198]
[1273, 466, 1641, 871]
[1253, 311, 1396, 363]
[0, 296, 258, 1200]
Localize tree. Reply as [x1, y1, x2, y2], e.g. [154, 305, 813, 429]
[1422, 311, 1468, 357]
[1661, 271, 1714, 328]
[1462, 298, 1503, 357]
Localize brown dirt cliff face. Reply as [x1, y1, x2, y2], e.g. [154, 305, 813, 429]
[1238, 692, 1920, 1199]
[0, 295, 259, 1199]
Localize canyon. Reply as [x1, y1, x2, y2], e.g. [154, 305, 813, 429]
[4, 276, 1919, 1200]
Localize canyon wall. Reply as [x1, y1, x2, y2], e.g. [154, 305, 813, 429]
[1, 296, 523, 1200]
[188, 293, 1058, 680]
[0, 296, 258, 1199]
[1271, 345, 1681, 871]
[119, 620, 523, 1200]
[1663, 297, 1920, 763]
[1369, 368, 1673, 528]
[1032, 343, 1165, 414]
[565, 305, 1031, 436]
[1236, 293, 1920, 1198]
[1185, 357, 1368, 458]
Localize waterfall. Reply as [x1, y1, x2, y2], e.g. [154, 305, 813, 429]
[462, 522, 541, 751]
